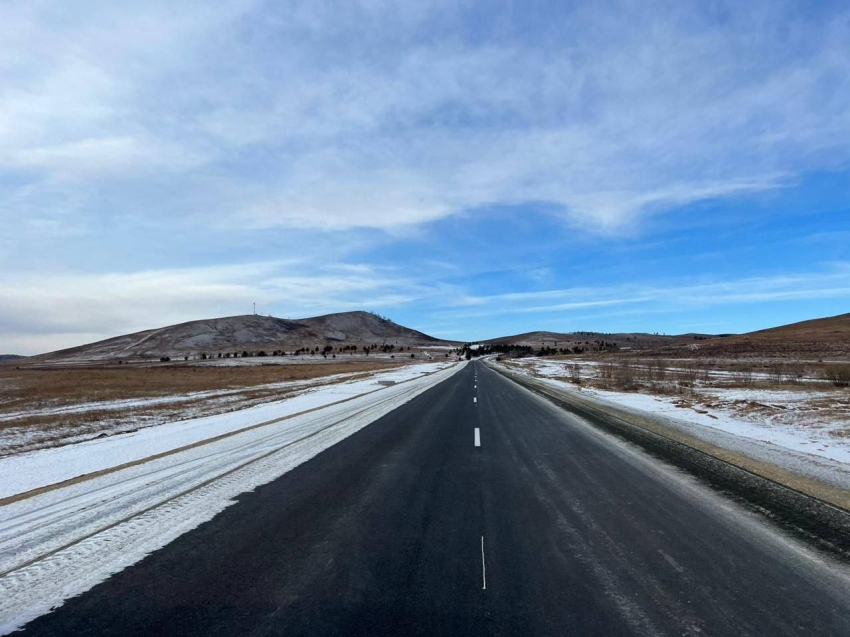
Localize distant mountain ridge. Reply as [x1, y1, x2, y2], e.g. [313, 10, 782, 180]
[24, 310, 850, 365]
[482, 330, 714, 351]
[483, 312, 850, 359]
[31, 312, 456, 363]
[680, 312, 850, 359]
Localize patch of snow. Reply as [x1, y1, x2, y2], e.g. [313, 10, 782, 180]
[0, 371, 364, 424]
[498, 360, 850, 488]
[0, 362, 464, 633]
[0, 362, 455, 499]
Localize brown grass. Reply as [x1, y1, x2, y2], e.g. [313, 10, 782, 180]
[504, 357, 849, 443]
[0, 360, 401, 454]
[824, 364, 850, 388]
[0, 361, 396, 413]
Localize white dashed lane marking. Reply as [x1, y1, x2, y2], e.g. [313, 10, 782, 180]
[481, 536, 487, 590]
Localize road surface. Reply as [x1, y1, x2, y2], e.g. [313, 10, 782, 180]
[19, 361, 850, 635]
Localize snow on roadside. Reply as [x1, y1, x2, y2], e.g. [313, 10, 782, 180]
[500, 359, 850, 473]
[574, 386, 850, 465]
[0, 362, 454, 500]
[0, 371, 364, 423]
[0, 362, 463, 634]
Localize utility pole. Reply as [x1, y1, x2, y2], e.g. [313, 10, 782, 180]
[253, 302, 256, 315]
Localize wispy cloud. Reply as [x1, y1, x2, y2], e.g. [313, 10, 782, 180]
[0, 259, 440, 353]
[433, 263, 850, 321]
[2, 1, 849, 236]
[4, 259, 849, 354]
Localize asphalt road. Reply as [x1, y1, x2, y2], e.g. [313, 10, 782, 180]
[19, 361, 850, 636]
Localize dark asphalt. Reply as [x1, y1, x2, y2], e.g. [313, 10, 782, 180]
[19, 361, 850, 636]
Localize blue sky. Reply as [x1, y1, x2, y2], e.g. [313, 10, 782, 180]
[1, 0, 849, 354]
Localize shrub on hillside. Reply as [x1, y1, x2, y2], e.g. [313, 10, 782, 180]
[824, 365, 850, 388]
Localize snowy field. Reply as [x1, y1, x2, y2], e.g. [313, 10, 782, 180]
[500, 358, 850, 469]
[0, 361, 456, 499]
[0, 369, 361, 424]
[0, 362, 446, 457]
[0, 361, 463, 633]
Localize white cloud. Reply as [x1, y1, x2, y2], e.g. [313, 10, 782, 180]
[435, 263, 850, 320]
[0, 260, 434, 353]
[1, 1, 849, 234]
[3, 136, 204, 180]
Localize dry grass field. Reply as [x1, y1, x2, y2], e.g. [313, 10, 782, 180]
[495, 314, 850, 430]
[0, 359, 401, 456]
[503, 355, 850, 444]
[645, 312, 850, 361]
[0, 361, 396, 408]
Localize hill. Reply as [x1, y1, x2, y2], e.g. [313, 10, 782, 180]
[485, 313, 850, 360]
[483, 330, 715, 352]
[298, 312, 442, 345]
[664, 312, 850, 360]
[30, 312, 455, 364]
[0, 355, 24, 362]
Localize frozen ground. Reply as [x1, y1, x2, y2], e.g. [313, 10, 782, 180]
[0, 370, 361, 424]
[0, 363, 444, 457]
[0, 362, 455, 499]
[501, 358, 850, 469]
[0, 361, 463, 634]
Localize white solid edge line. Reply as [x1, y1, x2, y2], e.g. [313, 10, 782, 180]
[474, 428, 481, 447]
[481, 536, 487, 590]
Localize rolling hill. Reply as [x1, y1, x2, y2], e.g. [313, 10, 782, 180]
[668, 312, 850, 359]
[483, 330, 715, 351]
[29, 312, 455, 364]
[484, 313, 850, 360]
